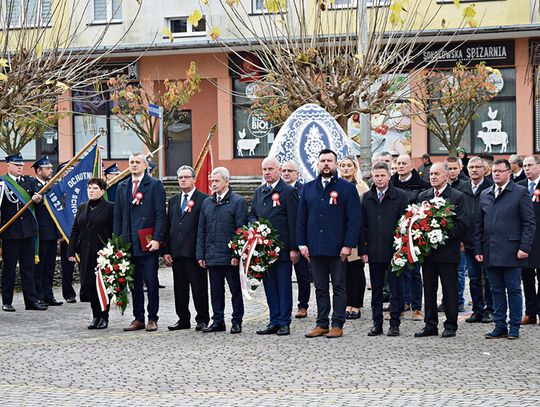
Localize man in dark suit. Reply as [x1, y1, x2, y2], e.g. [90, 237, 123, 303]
[518, 156, 540, 325]
[0, 153, 47, 312]
[197, 167, 248, 334]
[446, 156, 470, 312]
[360, 162, 409, 337]
[297, 149, 361, 339]
[32, 156, 63, 307]
[113, 153, 167, 332]
[475, 159, 536, 339]
[459, 157, 494, 324]
[281, 160, 311, 319]
[391, 154, 428, 321]
[163, 165, 210, 332]
[509, 154, 527, 184]
[415, 162, 468, 338]
[250, 157, 299, 336]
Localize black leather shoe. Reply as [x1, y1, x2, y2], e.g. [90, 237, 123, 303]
[87, 318, 100, 329]
[168, 321, 191, 331]
[195, 322, 208, 331]
[256, 324, 280, 335]
[387, 326, 400, 337]
[277, 326, 290, 336]
[347, 310, 361, 320]
[465, 312, 483, 323]
[66, 297, 77, 304]
[26, 302, 48, 311]
[414, 327, 438, 337]
[368, 326, 383, 336]
[441, 329, 456, 338]
[481, 311, 494, 323]
[95, 319, 108, 329]
[202, 322, 226, 333]
[230, 324, 242, 334]
[46, 298, 63, 306]
[2, 304, 15, 312]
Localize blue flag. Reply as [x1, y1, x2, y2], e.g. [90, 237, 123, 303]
[45, 145, 101, 242]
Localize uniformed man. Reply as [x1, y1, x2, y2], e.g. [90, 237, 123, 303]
[32, 156, 63, 307]
[104, 163, 121, 202]
[0, 153, 47, 311]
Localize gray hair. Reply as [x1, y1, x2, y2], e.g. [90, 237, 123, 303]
[282, 160, 298, 170]
[177, 165, 196, 178]
[211, 167, 230, 182]
[524, 155, 540, 165]
[372, 161, 390, 173]
[129, 152, 146, 160]
[468, 156, 484, 166]
[379, 151, 393, 159]
[509, 154, 523, 167]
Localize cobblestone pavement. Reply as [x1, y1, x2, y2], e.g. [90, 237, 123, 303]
[1, 267, 539, 406]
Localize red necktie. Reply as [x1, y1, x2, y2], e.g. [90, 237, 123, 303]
[132, 180, 139, 199]
[435, 189, 439, 197]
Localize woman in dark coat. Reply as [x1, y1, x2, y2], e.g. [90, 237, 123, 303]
[67, 178, 114, 329]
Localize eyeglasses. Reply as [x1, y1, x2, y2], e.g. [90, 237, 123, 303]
[282, 169, 297, 173]
[178, 175, 193, 179]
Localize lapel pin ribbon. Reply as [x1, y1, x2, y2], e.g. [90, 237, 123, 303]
[186, 200, 195, 213]
[132, 191, 144, 205]
[272, 193, 281, 207]
[329, 191, 338, 205]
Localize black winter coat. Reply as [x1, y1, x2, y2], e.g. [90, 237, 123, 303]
[67, 199, 114, 301]
[360, 183, 409, 263]
[518, 179, 540, 268]
[196, 189, 248, 267]
[456, 178, 493, 249]
[391, 169, 430, 204]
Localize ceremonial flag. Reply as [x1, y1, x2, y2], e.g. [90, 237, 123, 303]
[44, 145, 101, 242]
[194, 124, 216, 194]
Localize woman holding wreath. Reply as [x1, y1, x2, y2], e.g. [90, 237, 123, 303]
[68, 178, 114, 329]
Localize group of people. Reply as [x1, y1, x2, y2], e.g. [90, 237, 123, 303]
[1, 148, 539, 341]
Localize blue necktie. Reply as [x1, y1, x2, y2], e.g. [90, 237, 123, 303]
[529, 182, 536, 197]
[378, 191, 384, 203]
[181, 193, 189, 213]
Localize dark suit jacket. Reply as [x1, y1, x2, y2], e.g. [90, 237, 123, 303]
[512, 171, 527, 184]
[391, 169, 430, 204]
[113, 174, 167, 256]
[457, 177, 493, 249]
[67, 199, 114, 296]
[359, 183, 409, 263]
[248, 179, 298, 261]
[0, 175, 38, 240]
[292, 180, 304, 198]
[164, 189, 208, 259]
[296, 173, 361, 257]
[417, 185, 468, 264]
[32, 178, 60, 241]
[475, 181, 536, 268]
[518, 179, 540, 268]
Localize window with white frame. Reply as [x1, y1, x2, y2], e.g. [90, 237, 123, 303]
[92, 0, 122, 23]
[166, 16, 206, 37]
[329, 0, 388, 8]
[1, 0, 52, 28]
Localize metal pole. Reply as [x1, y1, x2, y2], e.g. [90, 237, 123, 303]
[158, 106, 165, 179]
[359, 0, 372, 180]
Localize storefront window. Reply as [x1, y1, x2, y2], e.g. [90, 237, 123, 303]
[232, 78, 277, 158]
[73, 86, 143, 159]
[429, 68, 516, 155]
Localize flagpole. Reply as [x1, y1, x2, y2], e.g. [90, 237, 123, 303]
[106, 145, 164, 188]
[194, 123, 217, 177]
[0, 132, 102, 236]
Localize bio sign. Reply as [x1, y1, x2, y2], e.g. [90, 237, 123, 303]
[248, 109, 272, 138]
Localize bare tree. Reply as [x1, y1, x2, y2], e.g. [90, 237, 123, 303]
[0, 0, 142, 154]
[198, 0, 478, 172]
[410, 62, 500, 157]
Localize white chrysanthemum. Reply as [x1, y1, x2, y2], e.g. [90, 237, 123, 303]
[394, 257, 407, 267]
[430, 219, 439, 228]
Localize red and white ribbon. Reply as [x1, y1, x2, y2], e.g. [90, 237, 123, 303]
[238, 230, 264, 300]
[186, 200, 195, 213]
[405, 201, 432, 264]
[329, 191, 338, 205]
[272, 193, 281, 207]
[132, 191, 143, 205]
[96, 269, 110, 312]
[534, 189, 540, 203]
